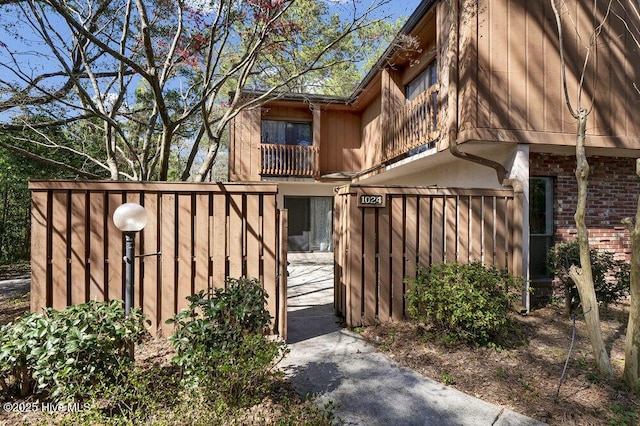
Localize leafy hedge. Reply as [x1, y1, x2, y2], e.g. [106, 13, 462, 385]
[548, 241, 630, 313]
[167, 277, 286, 406]
[405, 262, 520, 346]
[0, 279, 337, 424]
[0, 300, 148, 401]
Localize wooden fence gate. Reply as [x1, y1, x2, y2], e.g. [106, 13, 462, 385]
[29, 181, 288, 338]
[334, 185, 523, 327]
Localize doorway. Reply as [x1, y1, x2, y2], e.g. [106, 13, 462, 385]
[284, 196, 332, 252]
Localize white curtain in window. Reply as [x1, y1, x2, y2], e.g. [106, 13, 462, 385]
[310, 197, 333, 251]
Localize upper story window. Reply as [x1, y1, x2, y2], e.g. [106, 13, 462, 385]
[406, 60, 437, 102]
[261, 120, 312, 146]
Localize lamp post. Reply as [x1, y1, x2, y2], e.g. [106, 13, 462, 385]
[113, 202, 147, 317]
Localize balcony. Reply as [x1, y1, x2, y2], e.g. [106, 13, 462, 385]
[383, 86, 439, 162]
[260, 143, 319, 177]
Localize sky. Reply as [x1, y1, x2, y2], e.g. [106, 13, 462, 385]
[379, 0, 424, 21]
[329, 0, 424, 25]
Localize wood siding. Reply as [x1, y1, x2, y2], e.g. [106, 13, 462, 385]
[458, 0, 640, 147]
[230, 104, 361, 180]
[359, 93, 383, 171]
[230, 0, 640, 183]
[230, 108, 261, 181]
[319, 109, 361, 174]
[29, 181, 287, 337]
[334, 185, 523, 327]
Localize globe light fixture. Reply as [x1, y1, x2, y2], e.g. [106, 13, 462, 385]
[113, 202, 148, 233]
[113, 202, 147, 318]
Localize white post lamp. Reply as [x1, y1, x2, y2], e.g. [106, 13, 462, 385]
[113, 202, 147, 317]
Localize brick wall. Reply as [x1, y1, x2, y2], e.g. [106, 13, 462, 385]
[530, 153, 639, 262]
[529, 153, 639, 305]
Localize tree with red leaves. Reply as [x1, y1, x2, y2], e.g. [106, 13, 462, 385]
[0, 0, 397, 181]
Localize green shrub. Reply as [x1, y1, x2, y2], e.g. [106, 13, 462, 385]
[405, 262, 520, 346]
[548, 241, 630, 313]
[167, 277, 286, 406]
[0, 300, 149, 401]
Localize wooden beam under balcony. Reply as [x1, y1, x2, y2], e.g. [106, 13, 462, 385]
[383, 86, 439, 162]
[260, 143, 319, 177]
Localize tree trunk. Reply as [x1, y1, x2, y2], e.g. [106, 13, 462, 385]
[19, 365, 31, 397]
[0, 377, 9, 394]
[623, 159, 640, 391]
[193, 135, 221, 182]
[570, 109, 613, 377]
[0, 184, 8, 261]
[158, 126, 175, 181]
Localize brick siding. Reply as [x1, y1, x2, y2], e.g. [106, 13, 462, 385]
[530, 153, 638, 262]
[529, 153, 638, 305]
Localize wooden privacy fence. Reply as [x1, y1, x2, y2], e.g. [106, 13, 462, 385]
[334, 185, 523, 327]
[29, 181, 288, 338]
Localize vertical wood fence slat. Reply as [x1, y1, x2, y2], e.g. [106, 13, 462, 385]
[194, 194, 209, 294]
[378, 202, 391, 322]
[391, 196, 404, 321]
[246, 193, 261, 280]
[70, 192, 87, 305]
[51, 191, 68, 310]
[405, 196, 418, 280]
[30, 190, 48, 313]
[348, 191, 363, 326]
[177, 194, 192, 313]
[88, 192, 105, 302]
[211, 193, 227, 288]
[445, 196, 457, 263]
[106, 193, 123, 303]
[471, 197, 483, 262]
[160, 193, 176, 332]
[431, 197, 444, 263]
[363, 209, 377, 325]
[30, 182, 284, 337]
[334, 185, 522, 327]
[228, 193, 244, 278]
[496, 197, 508, 270]
[418, 197, 431, 267]
[142, 193, 159, 332]
[263, 194, 278, 333]
[483, 197, 495, 265]
[458, 196, 470, 264]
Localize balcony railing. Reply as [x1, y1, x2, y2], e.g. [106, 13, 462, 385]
[383, 86, 439, 162]
[260, 143, 319, 177]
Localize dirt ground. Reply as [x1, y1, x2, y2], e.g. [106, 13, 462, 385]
[360, 300, 639, 425]
[0, 293, 333, 426]
[1, 265, 638, 425]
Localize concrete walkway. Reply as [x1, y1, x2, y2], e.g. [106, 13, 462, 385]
[0, 274, 30, 300]
[279, 253, 547, 426]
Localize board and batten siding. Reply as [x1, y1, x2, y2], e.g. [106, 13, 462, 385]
[230, 108, 262, 181]
[30, 181, 288, 338]
[319, 109, 362, 174]
[457, 0, 640, 148]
